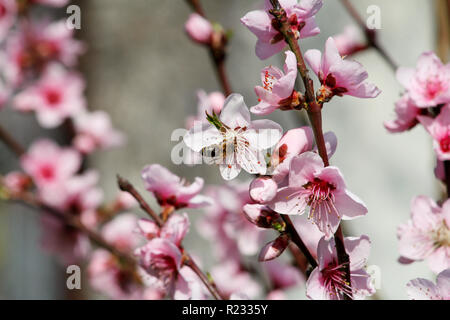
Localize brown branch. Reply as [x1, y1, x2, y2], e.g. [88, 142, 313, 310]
[116, 175, 225, 300]
[184, 0, 232, 96]
[340, 0, 398, 70]
[0, 125, 25, 157]
[270, 0, 352, 299]
[0, 177, 137, 268]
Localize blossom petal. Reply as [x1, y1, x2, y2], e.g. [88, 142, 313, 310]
[219, 93, 251, 128]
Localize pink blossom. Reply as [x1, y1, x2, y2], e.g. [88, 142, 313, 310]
[21, 139, 81, 187]
[184, 93, 282, 180]
[397, 196, 450, 274]
[251, 51, 298, 115]
[73, 111, 125, 154]
[384, 93, 421, 133]
[332, 25, 366, 57]
[141, 164, 212, 209]
[186, 90, 225, 129]
[417, 104, 450, 161]
[198, 182, 265, 262]
[241, 0, 323, 60]
[269, 151, 367, 237]
[4, 20, 85, 85]
[304, 37, 381, 100]
[306, 235, 375, 300]
[406, 268, 450, 300]
[293, 213, 323, 259]
[211, 261, 262, 299]
[112, 191, 138, 211]
[137, 212, 190, 247]
[13, 64, 86, 128]
[135, 238, 188, 299]
[396, 52, 450, 107]
[185, 13, 213, 45]
[0, 0, 17, 41]
[243, 203, 284, 229]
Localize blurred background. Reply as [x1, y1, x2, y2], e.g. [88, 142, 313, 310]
[0, 0, 447, 299]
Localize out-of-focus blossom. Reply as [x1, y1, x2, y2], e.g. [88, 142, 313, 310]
[186, 90, 225, 129]
[198, 182, 265, 263]
[141, 164, 212, 209]
[135, 238, 188, 299]
[396, 52, 450, 108]
[259, 234, 289, 261]
[39, 170, 103, 229]
[251, 51, 298, 115]
[101, 213, 141, 251]
[332, 25, 366, 57]
[211, 261, 262, 299]
[73, 110, 125, 154]
[270, 151, 367, 237]
[306, 235, 375, 300]
[304, 37, 381, 101]
[20, 139, 81, 187]
[185, 13, 213, 45]
[184, 94, 282, 180]
[397, 196, 450, 274]
[406, 268, 450, 300]
[384, 93, 421, 133]
[418, 104, 450, 161]
[13, 64, 86, 128]
[2, 171, 32, 194]
[263, 259, 304, 291]
[0, 0, 16, 41]
[5, 20, 85, 85]
[40, 213, 90, 264]
[241, 0, 322, 60]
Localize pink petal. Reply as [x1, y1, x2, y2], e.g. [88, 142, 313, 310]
[219, 94, 251, 128]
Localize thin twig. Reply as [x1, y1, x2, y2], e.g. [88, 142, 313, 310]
[116, 175, 225, 300]
[0, 125, 25, 157]
[184, 0, 232, 96]
[340, 0, 398, 70]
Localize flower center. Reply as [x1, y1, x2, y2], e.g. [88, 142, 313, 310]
[45, 89, 62, 106]
[263, 70, 276, 92]
[440, 134, 450, 153]
[424, 78, 443, 100]
[39, 164, 55, 181]
[432, 222, 450, 248]
[321, 261, 353, 299]
[150, 255, 177, 285]
[304, 178, 338, 218]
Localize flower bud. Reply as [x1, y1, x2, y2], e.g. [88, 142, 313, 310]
[258, 234, 289, 261]
[249, 176, 278, 203]
[243, 204, 285, 231]
[185, 13, 213, 44]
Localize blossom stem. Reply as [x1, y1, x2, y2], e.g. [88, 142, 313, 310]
[0, 125, 25, 157]
[282, 215, 317, 268]
[444, 161, 450, 199]
[184, 0, 233, 96]
[116, 175, 225, 300]
[340, 0, 398, 70]
[270, 0, 352, 298]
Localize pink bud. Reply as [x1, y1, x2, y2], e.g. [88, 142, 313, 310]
[258, 234, 289, 261]
[249, 176, 278, 203]
[208, 91, 226, 114]
[185, 13, 213, 44]
[243, 204, 284, 230]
